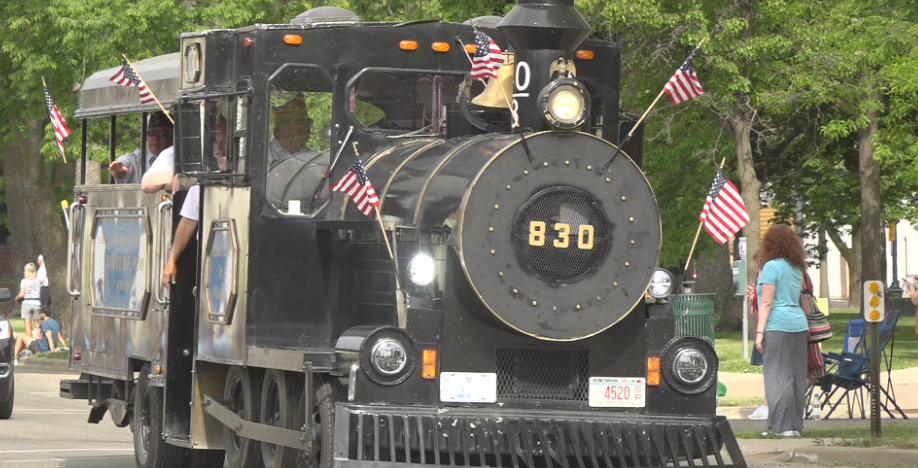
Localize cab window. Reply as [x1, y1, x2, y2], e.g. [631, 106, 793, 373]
[265, 66, 333, 217]
[176, 95, 247, 176]
[349, 71, 463, 133]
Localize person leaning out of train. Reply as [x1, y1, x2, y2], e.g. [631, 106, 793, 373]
[111, 112, 174, 185]
[755, 224, 809, 438]
[13, 306, 60, 366]
[15, 263, 42, 338]
[162, 118, 228, 286]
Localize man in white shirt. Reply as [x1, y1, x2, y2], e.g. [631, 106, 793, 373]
[110, 112, 173, 184]
[37, 254, 50, 307]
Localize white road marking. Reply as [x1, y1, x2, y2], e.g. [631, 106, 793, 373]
[0, 448, 133, 454]
[5, 455, 134, 463]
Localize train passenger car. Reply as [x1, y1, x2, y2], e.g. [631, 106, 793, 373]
[61, 2, 746, 468]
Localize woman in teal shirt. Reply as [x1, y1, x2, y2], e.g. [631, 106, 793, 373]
[755, 224, 809, 437]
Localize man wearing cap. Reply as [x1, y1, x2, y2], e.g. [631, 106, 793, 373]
[110, 111, 174, 185]
[37, 254, 51, 307]
[267, 93, 321, 166]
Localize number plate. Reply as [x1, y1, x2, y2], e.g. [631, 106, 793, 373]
[439, 372, 497, 403]
[588, 377, 646, 407]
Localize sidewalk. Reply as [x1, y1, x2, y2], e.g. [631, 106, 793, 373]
[718, 367, 918, 419]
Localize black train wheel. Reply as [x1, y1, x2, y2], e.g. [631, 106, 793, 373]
[296, 374, 344, 468]
[134, 364, 185, 468]
[260, 369, 299, 468]
[224, 366, 262, 468]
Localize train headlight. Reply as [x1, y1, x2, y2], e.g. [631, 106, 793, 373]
[661, 337, 718, 394]
[539, 78, 589, 129]
[408, 253, 436, 286]
[648, 269, 675, 298]
[370, 338, 407, 375]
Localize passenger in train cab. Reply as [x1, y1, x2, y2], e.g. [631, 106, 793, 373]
[163, 118, 227, 286]
[268, 93, 321, 166]
[110, 112, 174, 184]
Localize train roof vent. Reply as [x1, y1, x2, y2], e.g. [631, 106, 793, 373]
[291, 6, 362, 26]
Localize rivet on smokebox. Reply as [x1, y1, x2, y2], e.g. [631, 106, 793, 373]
[498, 272, 504, 277]
[631, 240, 636, 245]
[513, 289, 519, 294]
[553, 306, 558, 311]
[613, 282, 619, 287]
[621, 196, 627, 201]
[565, 160, 570, 165]
[494, 204, 499, 210]
[532, 301, 538, 306]
[587, 165, 593, 171]
[490, 249, 496, 255]
[596, 296, 602, 301]
[489, 227, 494, 232]
[606, 177, 611, 183]
[629, 217, 635, 222]
[524, 170, 529, 176]
[576, 304, 581, 310]
[625, 262, 630, 267]
[543, 162, 548, 167]
[506, 185, 511, 190]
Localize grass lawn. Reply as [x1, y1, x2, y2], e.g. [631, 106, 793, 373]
[716, 308, 917, 373]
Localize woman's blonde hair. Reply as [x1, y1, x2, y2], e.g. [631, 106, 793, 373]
[24, 263, 37, 280]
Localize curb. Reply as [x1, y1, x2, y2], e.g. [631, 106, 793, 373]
[739, 439, 918, 467]
[16, 356, 72, 372]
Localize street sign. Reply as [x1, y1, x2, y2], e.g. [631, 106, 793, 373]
[732, 260, 746, 296]
[863, 280, 885, 323]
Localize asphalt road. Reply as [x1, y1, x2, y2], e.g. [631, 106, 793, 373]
[0, 369, 136, 467]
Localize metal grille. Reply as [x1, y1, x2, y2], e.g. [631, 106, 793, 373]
[496, 349, 588, 401]
[513, 188, 609, 284]
[337, 406, 746, 467]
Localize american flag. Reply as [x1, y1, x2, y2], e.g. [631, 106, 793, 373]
[699, 169, 749, 245]
[109, 61, 155, 104]
[42, 83, 71, 157]
[471, 31, 505, 80]
[663, 49, 704, 105]
[331, 158, 380, 216]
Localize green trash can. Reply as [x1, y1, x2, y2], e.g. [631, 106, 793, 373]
[673, 293, 715, 346]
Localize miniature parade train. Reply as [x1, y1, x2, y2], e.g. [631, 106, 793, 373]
[60, 1, 746, 467]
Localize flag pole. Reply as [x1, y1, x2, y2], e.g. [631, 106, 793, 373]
[42, 76, 68, 164]
[678, 155, 727, 293]
[122, 54, 175, 125]
[456, 37, 520, 127]
[600, 37, 708, 173]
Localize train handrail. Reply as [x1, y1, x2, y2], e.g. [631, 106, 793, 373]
[155, 200, 173, 305]
[66, 202, 85, 297]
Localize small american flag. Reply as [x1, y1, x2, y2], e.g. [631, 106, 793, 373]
[109, 61, 155, 104]
[331, 158, 380, 216]
[663, 49, 704, 105]
[42, 82, 71, 158]
[471, 31, 505, 80]
[699, 169, 749, 245]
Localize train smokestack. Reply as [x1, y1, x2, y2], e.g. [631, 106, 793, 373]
[498, 0, 591, 131]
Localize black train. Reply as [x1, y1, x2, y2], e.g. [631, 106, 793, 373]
[61, 1, 746, 467]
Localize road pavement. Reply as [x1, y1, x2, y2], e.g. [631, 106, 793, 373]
[0, 368, 135, 467]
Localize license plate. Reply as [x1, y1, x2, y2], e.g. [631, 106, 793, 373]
[439, 372, 497, 403]
[588, 377, 646, 407]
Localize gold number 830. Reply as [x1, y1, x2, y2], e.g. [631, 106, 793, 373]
[528, 221, 595, 249]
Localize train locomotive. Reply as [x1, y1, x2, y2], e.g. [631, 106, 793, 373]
[60, 1, 746, 467]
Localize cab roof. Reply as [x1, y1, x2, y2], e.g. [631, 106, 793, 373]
[75, 53, 181, 119]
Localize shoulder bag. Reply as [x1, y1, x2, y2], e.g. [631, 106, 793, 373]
[800, 273, 832, 343]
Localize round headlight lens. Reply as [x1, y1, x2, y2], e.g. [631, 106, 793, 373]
[648, 268, 675, 298]
[548, 87, 584, 124]
[408, 253, 436, 286]
[672, 348, 708, 384]
[370, 338, 407, 375]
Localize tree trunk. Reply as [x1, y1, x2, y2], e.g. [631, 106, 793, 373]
[828, 225, 862, 309]
[859, 82, 883, 317]
[2, 116, 71, 333]
[696, 243, 743, 331]
[727, 107, 762, 336]
[818, 228, 830, 298]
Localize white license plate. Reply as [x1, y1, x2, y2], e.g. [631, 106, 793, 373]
[439, 372, 497, 403]
[588, 377, 646, 407]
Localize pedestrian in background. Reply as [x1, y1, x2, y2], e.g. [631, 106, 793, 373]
[746, 255, 769, 421]
[37, 254, 51, 307]
[754, 224, 809, 437]
[15, 263, 42, 338]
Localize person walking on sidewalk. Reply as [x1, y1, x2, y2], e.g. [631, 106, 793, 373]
[15, 263, 42, 338]
[754, 224, 809, 437]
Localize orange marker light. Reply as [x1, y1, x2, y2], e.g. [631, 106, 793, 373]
[432, 42, 450, 53]
[465, 44, 478, 54]
[244, 37, 255, 48]
[576, 50, 595, 60]
[646, 356, 661, 386]
[284, 35, 303, 45]
[421, 349, 438, 379]
[154, 365, 163, 375]
[400, 40, 419, 51]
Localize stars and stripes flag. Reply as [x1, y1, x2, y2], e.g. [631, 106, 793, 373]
[42, 82, 71, 158]
[331, 158, 380, 216]
[663, 49, 704, 105]
[109, 61, 156, 104]
[699, 169, 749, 245]
[471, 31, 505, 80]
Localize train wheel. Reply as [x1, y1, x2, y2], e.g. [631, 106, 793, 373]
[134, 365, 185, 468]
[296, 374, 343, 468]
[110, 380, 130, 428]
[260, 369, 298, 468]
[0, 375, 13, 420]
[184, 449, 226, 468]
[224, 366, 262, 468]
